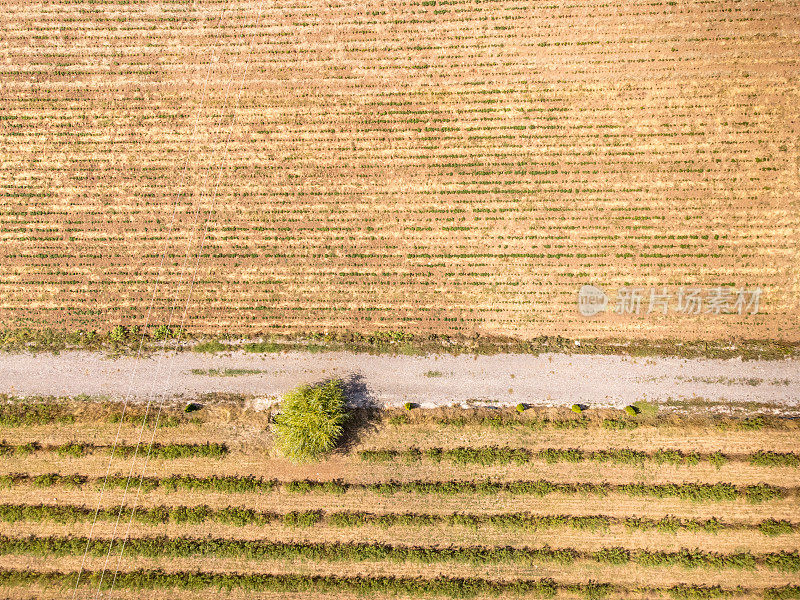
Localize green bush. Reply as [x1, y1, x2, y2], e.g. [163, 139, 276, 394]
[273, 381, 347, 462]
[56, 442, 90, 458]
[766, 586, 800, 600]
[404, 402, 413, 410]
[759, 519, 796, 536]
[764, 551, 800, 572]
[593, 547, 630, 565]
[540, 448, 583, 464]
[16, 442, 38, 455]
[624, 405, 638, 417]
[744, 483, 782, 504]
[738, 416, 766, 430]
[152, 325, 174, 341]
[283, 510, 323, 527]
[109, 325, 127, 344]
[709, 451, 728, 469]
[515, 403, 526, 413]
[750, 451, 800, 468]
[570, 404, 583, 414]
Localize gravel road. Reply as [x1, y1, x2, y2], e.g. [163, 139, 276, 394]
[0, 350, 798, 411]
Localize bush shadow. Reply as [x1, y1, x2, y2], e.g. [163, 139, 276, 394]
[337, 373, 383, 453]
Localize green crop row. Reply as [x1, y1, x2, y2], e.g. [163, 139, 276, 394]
[0, 567, 777, 598]
[0, 503, 794, 536]
[0, 442, 227, 460]
[0, 474, 785, 503]
[0, 534, 798, 572]
[389, 412, 793, 432]
[750, 452, 800, 468]
[359, 447, 799, 468]
[0, 401, 75, 427]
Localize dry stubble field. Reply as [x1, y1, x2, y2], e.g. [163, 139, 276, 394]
[0, 400, 797, 598]
[1, 0, 799, 341]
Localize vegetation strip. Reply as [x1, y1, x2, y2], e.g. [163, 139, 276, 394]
[0, 534, 798, 572]
[359, 447, 800, 468]
[388, 413, 789, 431]
[4, 328, 799, 360]
[0, 567, 781, 598]
[0, 503, 796, 536]
[0, 442, 227, 459]
[0, 474, 787, 503]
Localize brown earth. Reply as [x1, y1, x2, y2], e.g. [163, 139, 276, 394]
[0, 0, 799, 341]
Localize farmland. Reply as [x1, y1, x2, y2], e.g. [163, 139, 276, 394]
[1, 0, 799, 343]
[1, 0, 799, 598]
[0, 398, 798, 598]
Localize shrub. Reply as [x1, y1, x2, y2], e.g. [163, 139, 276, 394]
[16, 442, 38, 456]
[425, 448, 443, 462]
[273, 381, 347, 462]
[56, 442, 89, 458]
[744, 483, 782, 504]
[184, 403, 201, 413]
[540, 448, 583, 464]
[759, 519, 795, 536]
[765, 552, 800, 572]
[283, 511, 323, 527]
[109, 325, 126, 343]
[515, 403, 525, 413]
[653, 449, 691, 466]
[404, 402, 413, 410]
[624, 405, 638, 416]
[709, 451, 728, 469]
[739, 416, 766, 430]
[570, 404, 583, 414]
[444, 446, 529, 466]
[152, 325, 174, 340]
[766, 587, 800, 600]
[593, 547, 629, 565]
[750, 451, 800, 468]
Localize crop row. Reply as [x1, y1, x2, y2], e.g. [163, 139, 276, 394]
[0, 442, 227, 460]
[0, 503, 795, 536]
[359, 447, 800, 468]
[390, 413, 782, 431]
[1, 534, 798, 572]
[1, 567, 796, 599]
[0, 399, 184, 429]
[0, 474, 786, 503]
[2, 330, 797, 363]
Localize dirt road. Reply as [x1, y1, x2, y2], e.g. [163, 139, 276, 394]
[0, 350, 798, 411]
